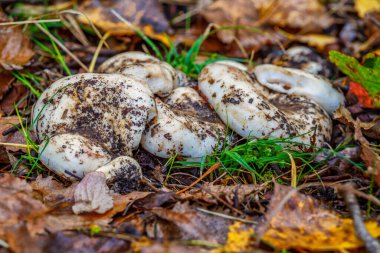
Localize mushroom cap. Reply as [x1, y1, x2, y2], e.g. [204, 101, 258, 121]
[163, 86, 221, 123]
[198, 62, 332, 147]
[98, 51, 186, 97]
[253, 64, 344, 114]
[141, 98, 226, 159]
[32, 73, 155, 156]
[39, 133, 112, 181]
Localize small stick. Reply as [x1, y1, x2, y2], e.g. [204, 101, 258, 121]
[342, 184, 380, 253]
[2, 119, 29, 136]
[64, 170, 82, 180]
[175, 163, 221, 194]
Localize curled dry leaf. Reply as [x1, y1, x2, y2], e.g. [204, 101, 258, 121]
[0, 12, 34, 70]
[149, 202, 231, 244]
[72, 172, 114, 214]
[78, 0, 171, 44]
[258, 184, 380, 251]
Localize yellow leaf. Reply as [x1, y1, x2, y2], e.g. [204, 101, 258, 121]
[355, 0, 380, 18]
[212, 222, 254, 253]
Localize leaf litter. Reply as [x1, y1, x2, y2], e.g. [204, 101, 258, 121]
[0, 0, 380, 252]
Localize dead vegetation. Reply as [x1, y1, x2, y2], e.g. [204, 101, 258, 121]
[0, 0, 380, 252]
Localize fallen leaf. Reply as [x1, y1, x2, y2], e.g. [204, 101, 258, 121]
[212, 222, 254, 253]
[149, 202, 231, 243]
[133, 192, 174, 210]
[330, 50, 380, 107]
[72, 172, 113, 214]
[0, 174, 48, 239]
[355, 0, 380, 18]
[0, 83, 28, 115]
[0, 73, 13, 100]
[258, 184, 380, 251]
[177, 183, 258, 204]
[44, 231, 129, 253]
[201, 0, 333, 53]
[0, 12, 34, 70]
[0, 116, 31, 152]
[78, 0, 171, 45]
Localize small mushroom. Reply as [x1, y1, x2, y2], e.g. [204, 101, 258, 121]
[33, 73, 155, 184]
[141, 97, 227, 159]
[253, 64, 345, 114]
[198, 62, 332, 147]
[98, 51, 187, 97]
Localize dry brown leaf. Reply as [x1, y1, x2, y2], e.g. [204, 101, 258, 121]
[0, 12, 34, 70]
[0, 116, 32, 152]
[0, 82, 28, 115]
[72, 172, 113, 214]
[177, 183, 258, 203]
[334, 106, 380, 185]
[258, 184, 380, 251]
[0, 174, 48, 239]
[0, 73, 13, 100]
[78, 0, 171, 44]
[201, 0, 333, 53]
[149, 202, 231, 243]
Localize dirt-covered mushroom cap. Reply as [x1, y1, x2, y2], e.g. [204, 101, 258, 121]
[163, 86, 221, 123]
[253, 64, 344, 114]
[33, 73, 156, 156]
[198, 62, 332, 147]
[141, 97, 226, 159]
[98, 51, 186, 97]
[39, 134, 112, 181]
[96, 156, 142, 193]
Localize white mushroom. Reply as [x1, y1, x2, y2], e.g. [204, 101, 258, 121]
[253, 64, 344, 114]
[163, 86, 221, 123]
[98, 51, 187, 97]
[33, 73, 155, 184]
[198, 62, 332, 147]
[141, 97, 227, 159]
[33, 73, 155, 155]
[39, 133, 112, 181]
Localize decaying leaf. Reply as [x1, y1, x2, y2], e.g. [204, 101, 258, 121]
[212, 222, 254, 253]
[149, 202, 231, 244]
[259, 184, 380, 251]
[78, 0, 171, 44]
[72, 172, 114, 214]
[0, 174, 48, 239]
[334, 107, 380, 185]
[0, 116, 31, 152]
[0, 82, 28, 115]
[201, 0, 333, 52]
[0, 12, 34, 70]
[177, 183, 258, 204]
[355, 0, 380, 18]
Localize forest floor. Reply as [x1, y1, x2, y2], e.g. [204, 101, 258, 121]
[0, 0, 380, 252]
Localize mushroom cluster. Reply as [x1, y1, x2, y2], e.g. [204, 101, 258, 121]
[32, 51, 344, 191]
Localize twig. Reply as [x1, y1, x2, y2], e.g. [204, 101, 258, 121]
[175, 163, 220, 194]
[341, 184, 380, 253]
[196, 207, 256, 224]
[2, 119, 28, 136]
